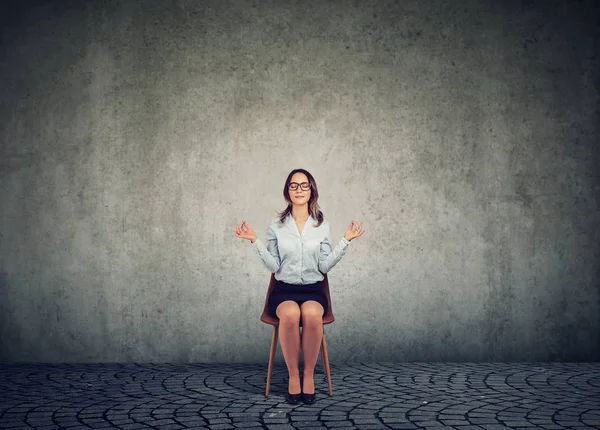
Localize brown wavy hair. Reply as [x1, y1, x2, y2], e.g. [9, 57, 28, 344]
[277, 168, 324, 227]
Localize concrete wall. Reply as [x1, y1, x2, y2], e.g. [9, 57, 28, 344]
[1, 0, 598, 363]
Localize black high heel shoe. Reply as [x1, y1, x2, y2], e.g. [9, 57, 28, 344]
[301, 374, 316, 404]
[302, 392, 316, 405]
[286, 392, 302, 404]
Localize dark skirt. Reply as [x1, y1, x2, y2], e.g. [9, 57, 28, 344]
[268, 279, 328, 317]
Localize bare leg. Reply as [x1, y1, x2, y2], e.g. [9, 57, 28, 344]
[300, 301, 324, 394]
[276, 301, 301, 394]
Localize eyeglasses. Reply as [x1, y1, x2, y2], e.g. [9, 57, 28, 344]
[288, 182, 311, 191]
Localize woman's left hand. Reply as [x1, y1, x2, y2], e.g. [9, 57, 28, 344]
[344, 221, 365, 242]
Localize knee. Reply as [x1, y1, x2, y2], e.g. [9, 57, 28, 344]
[301, 308, 323, 328]
[278, 308, 301, 329]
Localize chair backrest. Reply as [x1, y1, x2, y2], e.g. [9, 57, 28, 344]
[260, 274, 335, 326]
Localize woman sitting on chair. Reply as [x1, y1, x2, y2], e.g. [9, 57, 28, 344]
[234, 168, 365, 405]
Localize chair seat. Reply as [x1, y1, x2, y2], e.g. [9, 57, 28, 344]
[260, 313, 279, 326]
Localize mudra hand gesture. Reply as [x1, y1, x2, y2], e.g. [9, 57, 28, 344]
[343, 221, 365, 242]
[234, 220, 257, 242]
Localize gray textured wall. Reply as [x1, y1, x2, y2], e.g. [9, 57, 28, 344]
[1, 0, 598, 363]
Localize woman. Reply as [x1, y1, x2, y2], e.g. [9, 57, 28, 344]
[234, 168, 365, 404]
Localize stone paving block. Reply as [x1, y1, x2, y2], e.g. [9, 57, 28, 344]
[349, 413, 378, 419]
[54, 418, 82, 426]
[415, 420, 448, 427]
[469, 418, 502, 425]
[293, 424, 329, 429]
[378, 413, 407, 419]
[207, 418, 233, 425]
[453, 426, 484, 430]
[290, 415, 319, 421]
[26, 412, 54, 419]
[0, 417, 28, 427]
[554, 421, 585, 427]
[351, 418, 384, 424]
[206, 424, 234, 430]
[264, 425, 296, 430]
[499, 413, 534, 420]
[385, 424, 419, 430]
[263, 418, 292, 425]
[323, 422, 354, 428]
[148, 418, 182, 426]
[501, 421, 538, 427]
[110, 418, 137, 425]
[353, 425, 389, 429]
[438, 414, 468, 420]
[202, 413, 230, 419]
[320, 410, 347, 416]
[118, 423, 154, 430]
[381, 416, 411, 423]
[441, 419, 472, 425]
[406, 414, 437, 421]
[229, 412, 260, 418]
[468, 412, 500, 417]
[88, 422, 117, 429]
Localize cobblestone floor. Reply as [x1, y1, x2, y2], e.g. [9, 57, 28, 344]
[0, 362, 599, 429]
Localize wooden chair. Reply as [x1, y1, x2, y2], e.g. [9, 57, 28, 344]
[260, 273, 334, 397]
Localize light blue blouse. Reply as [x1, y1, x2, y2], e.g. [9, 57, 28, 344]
[251, 213, 351, 285]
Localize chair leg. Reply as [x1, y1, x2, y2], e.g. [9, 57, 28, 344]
[321, 332, 333, 396]
[266, 326, 278, 397]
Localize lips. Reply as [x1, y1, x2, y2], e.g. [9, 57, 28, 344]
[295, 195, 304, 198]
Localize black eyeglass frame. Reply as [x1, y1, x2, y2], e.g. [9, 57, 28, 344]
[288, 182, 312, 191]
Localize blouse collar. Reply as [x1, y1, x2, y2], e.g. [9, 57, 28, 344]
[287, 212, 312, 222]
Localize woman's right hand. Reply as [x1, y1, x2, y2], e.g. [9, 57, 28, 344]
[234, 221, 257, 242]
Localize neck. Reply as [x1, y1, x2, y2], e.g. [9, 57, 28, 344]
[291, 204, 309, 220]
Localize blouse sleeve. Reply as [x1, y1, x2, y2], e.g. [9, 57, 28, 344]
[318, 222, 350, 274]
[250, 222, 281, 273]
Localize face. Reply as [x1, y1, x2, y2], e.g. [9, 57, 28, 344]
[288, 172, 311, 205]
